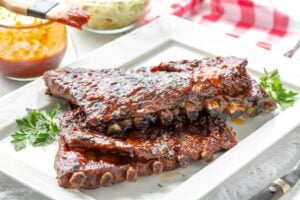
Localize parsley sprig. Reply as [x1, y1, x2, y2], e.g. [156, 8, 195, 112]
[11, 104, 61, 151]
[260, 69, 298, 109]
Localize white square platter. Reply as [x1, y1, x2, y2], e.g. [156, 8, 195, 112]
[1, 15, 300, 200]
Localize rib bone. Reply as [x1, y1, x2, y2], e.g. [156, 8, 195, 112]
[69, 172, 87, 188]
[133, 117, 149, 130]
[158, 110, 174, 125]
[108, 123, 122, 135]
[126, 167, 138, 182]
[120, 119, 133, 131]
[226, 102, 245, 118]
[177, 155, 190, 168]
[204, 99, 222, 118]
[184, 102, 200, 121]
[100, 172, 113, 186]
[152, 161, 163, 175]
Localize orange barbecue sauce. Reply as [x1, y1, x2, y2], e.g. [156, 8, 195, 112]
[0, 7, 67, 79]
[230, 117, 245, 125]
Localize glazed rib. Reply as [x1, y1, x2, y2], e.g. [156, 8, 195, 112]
[44, 56, 276, 136]
[60, 109, 236, 163]
[56, 137, 178, 189]
[56, 117, 236, 190]
[49, 56, 278, 190]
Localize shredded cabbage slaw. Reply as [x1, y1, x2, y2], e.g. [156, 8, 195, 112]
[68, 0, 150, 30]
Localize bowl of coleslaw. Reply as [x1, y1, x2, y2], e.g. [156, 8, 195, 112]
[67, 0, 151, 34]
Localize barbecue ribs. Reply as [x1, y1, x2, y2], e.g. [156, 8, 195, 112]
[44, 56, 276, 137]
[55, 111, 236, 189]
[61, 109, 236, 161]
[46, 56, 277, 190]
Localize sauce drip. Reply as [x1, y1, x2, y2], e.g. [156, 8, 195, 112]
[55, 7, 90, 29]
[230, 118, 245, 125]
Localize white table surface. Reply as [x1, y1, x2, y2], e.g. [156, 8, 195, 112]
[1, 25, 300, 200]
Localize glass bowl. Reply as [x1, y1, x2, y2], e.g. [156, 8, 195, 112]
[66, 0, 151, 34]
[0, 7, 67, 81]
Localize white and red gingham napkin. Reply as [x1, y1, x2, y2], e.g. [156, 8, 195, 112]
[144, 0, 300, 56]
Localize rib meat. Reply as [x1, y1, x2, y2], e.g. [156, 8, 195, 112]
[56, 112, 236, 189]
[50, 56, 277, 190]
[44, 56, 276, 136]
[60, 109, 236, 161]
[56, 137, 178, 189]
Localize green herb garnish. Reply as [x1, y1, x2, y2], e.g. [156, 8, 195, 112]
[11, 104, 61, 151]
[260, 69, 298, 109]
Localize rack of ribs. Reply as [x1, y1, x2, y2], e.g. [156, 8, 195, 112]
[61, 109, 236, 161]
[45, 56, 276, 190]
[55, 110, 237, 189]
[44, 56, 276, 137]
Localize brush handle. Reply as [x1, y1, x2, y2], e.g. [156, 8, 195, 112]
[0, 0, 59, 18]
[0, 0, 33, 15]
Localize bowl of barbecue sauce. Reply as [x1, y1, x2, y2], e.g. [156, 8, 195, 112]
[0, 7, 67, 80]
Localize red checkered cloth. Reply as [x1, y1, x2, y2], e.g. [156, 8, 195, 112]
[144, 0, 300, 55]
